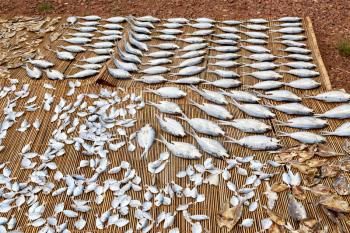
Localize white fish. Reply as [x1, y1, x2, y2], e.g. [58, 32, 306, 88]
[157, 29, 183, 35]
[282, 47, 311, 54]
[179, 37, 206, 43]
[189, 29, 214, 36]
[146, 51, 174, 58]
[243, 24, 269, 31]
[58, 45, 86, 53]
[149, 43, 179, 50]
[80, 55, 110, 63]
[281, 69, 319, 78]
[279, 131, 326, 144]
[147, 101, 182, 114]
[213, 33, 241, 40]
[315, 104, 350, 119]
[321, 122, 350, 136]
[176, 50, 207, 59]
[153, 34, 177, 40]
[275, 39, 306, 47]
[62, 36, 91, 44]
[208, 45, 240, 53]
[23, 64, 42, 79]
[141, 66, 169, 75]
[208, 69, 240, 78]
[179, 114, 225, 136]
[277, 34, 306, 41]
[108, 67, 131, 79]
[79, 15, 101, 21]
[171, 66, 206, 76]
[190, 130, 229, 159]
[257, 90, 301, 102]
[272, 27, 304, 34]
[244, 53, 279, 62]
[241, 38, 267, 45]
[208, 53, 240, 60]
[281, 61, 315, 69]
[181, 43, 208, 51]
[209, 60, 241, 68]
[73, 63, 102, 70]
[246, 81, 284, 90]
[242, 31, 269, 39]
[275, 117, 328, 129]
[221, 90, 260, 103]
[67, 69, 99, 78]
[189, 85, 227, 105]
[173, 57, 204, 68]
[67, 16, 77, 24]
[133, 75, 168, 84]
[268, 102, 313, 115]
[285, 79, 320, 90]
[162, 22, 183, 28]
[219, 119, 271, 133]
[304, 90, 350, 103]
[204, 79, 242, 88]
[284, 53, 313, 61]
[225, 135, 281, 150]
[189, 22, 213, 29]
[209, 39, 238, 45]
[45, 69, 65, 80]
[241, 45, 270, 53]
[28, 59, 54, 68]
[169, 77, 205, 85]
[113, 57, 138, 72]
[189, 99, 233, 120]
[243, 62, 279, 71]
[145, 58, 172, 66]
[222, 20, 242, 25]
[137, 124, 156, 158]
[156, 115, 186, 137]
[274, 17, 301, 22]
[158, 135, 202, 159]
[230, 99, 275, 119]
[167, 18, 190, 24]
[103, 16, 126, 23]
[145, 87, 186, 99]
[243, 71, 282, 80]
[74, 217, 87, 230]
[247, 18, 268, 24]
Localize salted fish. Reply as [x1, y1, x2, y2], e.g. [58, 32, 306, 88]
[269, 103, 313, 115]
[230, 99, 275, 119]
[279, 131, 326, 144]
[137, 124, 156, 158]
[219, 119, 271, 133]
[145, 87, 186, 99]
[304, 90, 350, 103]
[179, 114, 225, 136]
[321, 122, 350, 136]
[315, 104, 350, 119]
[158, 135, 202, 159]
[156, 115, 186, 137]
[189, 85, 227, 105]
[189, 99, 232, 120]
[275, 117, 328, 129]
[147, 101, 182, 114]
[225, 135, 280, 151]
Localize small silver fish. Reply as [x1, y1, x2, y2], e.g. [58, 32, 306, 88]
[189, 99, 233, 120]
[268, 102, 313, 115]
[230, 99, 275, 119]
[219, 119, 271, 133]
[275, 117, 328, 129]
[158, 135, 202, 159]
[137, 124, 156, 158]
[156, 115, 186, 137]
[315, 104, 350, 119]
[145, 87, 186, 99]
[225, 135, 280, 151]
[279, 131, 326, 144]
[147, 101, 182, 114]
[321, 122, 350, 136]
[304, 90, 350, 103]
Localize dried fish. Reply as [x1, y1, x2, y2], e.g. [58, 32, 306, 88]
[189, 99, 233, 120]
[137, 124, 156, 158]
[158, 135, 202, 159]
[179, 114, 225, 136]
[230, 99, 275, 119]
[225, 135, 280, 150]
[156, 115, 186, 137]
[275, 117, 328, 129]
[216, 201, 242, 231]
[145, 87, 186, 99]
[219, 118, 271, 133]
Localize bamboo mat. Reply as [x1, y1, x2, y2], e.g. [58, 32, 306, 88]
[0, 16, 349, 233]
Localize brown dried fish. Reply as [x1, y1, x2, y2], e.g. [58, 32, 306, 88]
[268, 223, 285, 233]
[297, 149, 315, 162]
[271, 182, 289, 193]
[320, 163, 339, 178]
[291, 162, 318, 175]
[303, 184, 334, 197]
[50, 32, 62, 42]
[338, 157, 350, 171]
[303, 174, 321, 187]
[298, 218, 322, 233]
[333, 174, 350, 196]
[293, 186, 306, 200]
[305, 158, 327, 168]
[274, 152, 297, 163]
[319, 195, 350, 213]
[264, 207, 286, 226]
[288, 194, 307, 221]
[316, 144, 345, 157]
[216, 200, 242, 231]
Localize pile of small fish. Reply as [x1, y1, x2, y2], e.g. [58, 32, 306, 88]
[2, 15, 350, 233]
[0, 16, 62, 78]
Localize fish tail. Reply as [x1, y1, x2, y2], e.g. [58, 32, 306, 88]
[145, 101, 155, 106]
[273, 119, 285, 125]
[143, 88, 153, 93]
[140, 149, 149, 159]
[277, 131, 288, 137]
[227, 97, 239, 107]
[188, 99, 199, 107]
[301, 94, 313, 99]
[156, 134, 167, 145]
[320, 131, 333, 136]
